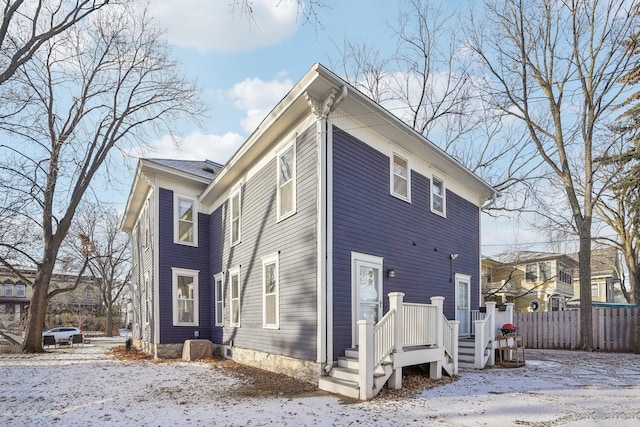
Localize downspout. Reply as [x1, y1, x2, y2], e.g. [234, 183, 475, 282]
[306, 85, 347, 373]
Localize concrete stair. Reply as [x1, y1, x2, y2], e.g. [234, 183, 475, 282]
[318, 347, 393, 400]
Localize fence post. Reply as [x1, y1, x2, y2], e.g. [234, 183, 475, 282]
[358, 319, 374, 400]
[430, 296, 444, 379]
[450, 320, 460, 375]
[505, 303, 514, 326]
[486, 301, 496, 366]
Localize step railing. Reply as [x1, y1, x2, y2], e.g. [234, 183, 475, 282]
[442, 315, 459, 375]
[358, 292, 448, 400]
[473, 301, 496, 369]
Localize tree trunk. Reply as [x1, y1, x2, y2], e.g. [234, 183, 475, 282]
[578, 221, 594, 351]
[106, 304, 113, 337]
[22, 268, 54, 353]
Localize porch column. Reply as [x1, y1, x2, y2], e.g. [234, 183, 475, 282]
[430, 296, 444, 379]
[358, 320, 374, 400]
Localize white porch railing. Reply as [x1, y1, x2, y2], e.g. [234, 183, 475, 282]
[403, 303, 438, 346]
[358, 293, 452, 400]
[442, 315, 459, 375]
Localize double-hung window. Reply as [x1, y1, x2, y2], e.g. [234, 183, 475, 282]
[144, 273, 150, 324]
[431, 175, 446, 216]
[262, 253, 279, 329]
[4, 284, 12, 297]
[391, 153, 411, 202]
[230, 186, 241, 246]
[172, 268, 199, 326]
[174, 195, 198, 246]
[229, 267, 241, 327]
[277, 143, 296, 221]
[16, 283, 26, 298]
[214, 273, 224, 326]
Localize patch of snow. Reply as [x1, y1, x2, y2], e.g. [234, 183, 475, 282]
[0, 343, 639, 426]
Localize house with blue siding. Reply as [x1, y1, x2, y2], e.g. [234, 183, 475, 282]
[122, 63, 496, 399]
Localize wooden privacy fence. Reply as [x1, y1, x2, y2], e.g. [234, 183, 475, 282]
[515, 308, 639, 352]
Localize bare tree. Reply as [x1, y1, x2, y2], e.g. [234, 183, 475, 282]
[0, 3, 205, 352]
[465, 0, 638, 349]
[329, 0, 542, 198]
[0, 0, 108, 85]
[73, 204, 131, 337]
[232, 0, 326, 29]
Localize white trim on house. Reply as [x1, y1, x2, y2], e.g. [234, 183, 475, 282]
[152, 186, 160, 345]
[173, 193, 198, 247]
[262, 252, 279, 329]
[171, 267, 200, 327]
[350, 252, 384, 348]
[228, 266, 241, 327]
[229, 183, 242, 247]
[431, 173, 446, 217]
[276, 138, 297, 222]
[455, 273, 471, 337]
[214, 272, 224, 327]
[390, 152, 411, 203]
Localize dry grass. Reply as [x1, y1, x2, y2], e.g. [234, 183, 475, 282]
[109, 345, 457, 401]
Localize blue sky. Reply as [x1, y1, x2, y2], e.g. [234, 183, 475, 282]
[109, 0, 541, 255]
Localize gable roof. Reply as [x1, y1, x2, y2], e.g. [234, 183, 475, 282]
[199, 63, 497, 207]
[145, 158, 223, 180]
[488, 250, 578, 267]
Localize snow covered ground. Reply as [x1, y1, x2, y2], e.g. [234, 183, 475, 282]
[1, 338, 639, 426]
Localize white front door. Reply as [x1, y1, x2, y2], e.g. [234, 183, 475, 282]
[351, 252, 383, 347]
[456, 274, 471, 336]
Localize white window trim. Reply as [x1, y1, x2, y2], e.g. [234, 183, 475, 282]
[276, 140, 297, 222]
[173, 194, 198, 247]
[16, 284, 26, 298]
[431, 174, 446, 217]
[262, 253, 280, 329]
[390, 152, 411, 202]
[214, 272, 224, 327]
[229, 185, 242, 247]
[144, 273, 150, 325]
[229, 266, 241, 327]
[171, 267, 199, 327]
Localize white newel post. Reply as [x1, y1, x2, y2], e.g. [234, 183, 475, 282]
[388, 292, 404, 390]
[486, 301, 496, 366]
[430, 296, 444, 379]
[505, 303, 514, 326]
[358, 320, 374, 400]
[450, 320, 460, 375]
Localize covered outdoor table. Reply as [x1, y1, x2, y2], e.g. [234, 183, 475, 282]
[182, 339, 213, 361]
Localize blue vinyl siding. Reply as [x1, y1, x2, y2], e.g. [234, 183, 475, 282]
[332, 126, 480, 358]
[157, 188, 211, 343]
[209, 125, 318, 360]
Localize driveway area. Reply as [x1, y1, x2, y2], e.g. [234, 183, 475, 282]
[0, 338, 639, 426]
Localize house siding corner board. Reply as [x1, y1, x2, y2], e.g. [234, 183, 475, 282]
[158, 188, 212, 343]
[331, 126, 480, 358]
[211, 125, 318, 361]
[131, 196, 155, 344]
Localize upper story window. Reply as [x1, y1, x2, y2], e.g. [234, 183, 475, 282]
[143, 203, 150, 250]
[591, 283, 599, 297]
[174, 195, 198, 246]
[558, 263, 573, 285]
[16, 283, 26, 298]
[214, 273, 224, 327]
[230, 186, 241, 246]
[431, 175, 446, 216]
[391, 153, 410, 202]
[4, 283, 13, 297]
[277, 143, 296, 221]
[525, 263, 537, 282]
[482, 266, 493, 285]
[172, 268, 199, 326]
[229, 267, 241, 327]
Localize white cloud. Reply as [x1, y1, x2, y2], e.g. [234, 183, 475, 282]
[140, 131, 245, 164]
[148, 0, 300, 53]
[228, 77, 294, 132]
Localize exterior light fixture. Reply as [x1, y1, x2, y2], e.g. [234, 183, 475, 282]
[388, 268, 395, 278]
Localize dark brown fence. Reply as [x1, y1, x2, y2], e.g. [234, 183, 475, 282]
[515, 308, 640, 352]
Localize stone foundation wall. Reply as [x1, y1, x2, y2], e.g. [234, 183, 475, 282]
[132, 339, 183, 359]
[223, 345, 322, 383]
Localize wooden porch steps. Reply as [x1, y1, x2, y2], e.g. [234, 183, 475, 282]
[318, 348, 393, 400]
[458, 337, 476, 369]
